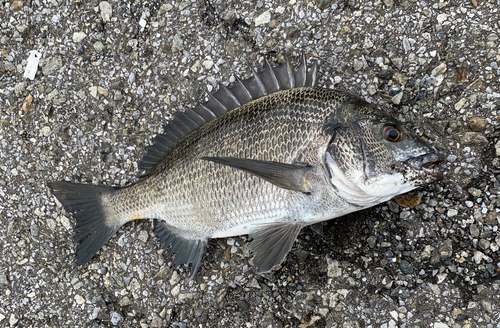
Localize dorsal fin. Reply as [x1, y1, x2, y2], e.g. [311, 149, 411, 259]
[138, 51, 320, 171]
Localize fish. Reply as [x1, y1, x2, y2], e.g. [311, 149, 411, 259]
[48, 52, 444, 278]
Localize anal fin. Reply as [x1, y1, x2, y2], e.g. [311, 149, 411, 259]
[249, 221, 303, 273]
[202, 157, 313, 193]
[154, 222, 207, 278]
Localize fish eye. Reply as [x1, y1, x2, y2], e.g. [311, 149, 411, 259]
[382, 125, 402, 142]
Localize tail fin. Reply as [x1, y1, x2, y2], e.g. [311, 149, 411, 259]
[48, 181, 121, 265]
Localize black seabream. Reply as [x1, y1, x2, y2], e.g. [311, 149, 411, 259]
[48, 52, 444, 277]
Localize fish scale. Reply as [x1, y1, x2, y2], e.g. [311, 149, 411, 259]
[48, 52, 443, 277]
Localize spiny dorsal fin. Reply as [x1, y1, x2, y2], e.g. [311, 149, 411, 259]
[138, 51, 320, 171]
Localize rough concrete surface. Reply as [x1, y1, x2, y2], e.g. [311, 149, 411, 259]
[1, 0, 499, 327]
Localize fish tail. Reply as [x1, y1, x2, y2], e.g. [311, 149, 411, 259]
[48, 181, 122, 265]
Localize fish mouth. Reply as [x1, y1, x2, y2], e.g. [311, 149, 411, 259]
[405, 152, 445, 171]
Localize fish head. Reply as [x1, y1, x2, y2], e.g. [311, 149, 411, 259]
[324, 99, 444, 207]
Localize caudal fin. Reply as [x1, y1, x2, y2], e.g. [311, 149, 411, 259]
[48, 181, 121, 265]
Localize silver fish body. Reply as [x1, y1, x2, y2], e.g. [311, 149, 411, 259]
[49, 53, 443, 276]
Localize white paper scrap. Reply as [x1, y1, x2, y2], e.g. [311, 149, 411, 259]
[23, 50, 42, 80]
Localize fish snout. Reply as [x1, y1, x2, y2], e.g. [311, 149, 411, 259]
[406, 152, 445, 171]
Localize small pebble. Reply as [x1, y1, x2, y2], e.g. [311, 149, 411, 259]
[421, 245, 434, 259]
[40, 126, 51, 137]
[11, 1, 24, 10]
[203, 59, 214, 70]
[93, 41, 105, 52]
[353, 58, 364, 71]
[400, 260, 413, 274]
[42, 56, 63, 75]
[254, 11, 271, 26]
[75, 295, 85, 305]
[99, 1, 112, 22]
[478, 239, 490, 250]
[446, 154, 457, 163]
[470, 224, 480, 237]
[431, 63, 447, 76]
[367, 236, 377, 248]
[391, 92, 403, 105]
[171, 34, 184, 52]
[327, 260, 342, 278]
[454, 98, 467, 111]
[110, 312, 123, 325]
[170, 271, 181, 286]
[495, 141, 500, 157]
[238, 300, 250, 310]
[9, 314, 18, 326]
[72, 32, 86, 43]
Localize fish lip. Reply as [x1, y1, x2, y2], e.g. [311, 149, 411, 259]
[405, 152, 445, 172]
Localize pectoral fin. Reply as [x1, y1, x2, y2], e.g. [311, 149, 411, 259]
[202, 157, 312, 193]
[249, 221, 303, 273]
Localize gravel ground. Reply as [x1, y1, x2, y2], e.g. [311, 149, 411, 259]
[1, 0, 499, 327]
